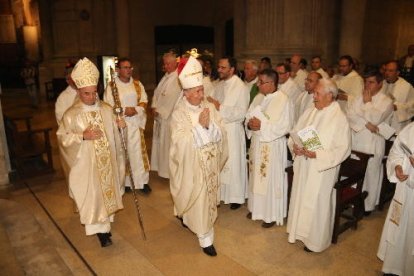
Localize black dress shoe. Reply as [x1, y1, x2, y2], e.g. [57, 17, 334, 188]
[364, 211, 372, 217]
[304, 246, 313, 253]
[124, 187, 132, 193]
[261, 221, 276, 228]
[230, 203, 241, 210]
[97, 233, 113, 247]
[246, 212, 252, 219]
[140, 184, 152, 195]
[202, 245, 217, 256]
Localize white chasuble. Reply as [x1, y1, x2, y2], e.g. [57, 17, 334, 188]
[287, 101, 351, 252]
[57, 101, 125, 226]
[246, 91, 293, 225]
[347, 91, 393, 211]
[382, 77, 414, 133]
[169, 99, 228, 235]
[213, 75, 249, 204]
[332, 70, 364, 112]
[104, 78, 149, 188]
[377, 122, 414, 276]
[151, 71, 182, 178]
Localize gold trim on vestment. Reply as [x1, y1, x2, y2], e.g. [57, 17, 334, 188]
[84, 110, 118, 215]
[133, 80, 142, 104]
[198, 142, 221, 225]
[133, 79, 150, 171]
[140, 128, 150, 172]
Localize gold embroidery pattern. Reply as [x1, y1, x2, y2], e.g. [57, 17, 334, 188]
[133, 80, 142, 105]
[389, 198, 402, 226]
[199, 143, 221, 225]
[85, 111, 118, 215]
[260, 144, 269, 178]
[184, 107, 221, 225]
[140, 128, 150, 172]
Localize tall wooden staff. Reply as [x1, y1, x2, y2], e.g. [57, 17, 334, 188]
[109, 66, 147, 240]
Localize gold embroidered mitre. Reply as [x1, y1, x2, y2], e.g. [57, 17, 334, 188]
[177, 56, 203, 89]
[71, 57, 100, 88]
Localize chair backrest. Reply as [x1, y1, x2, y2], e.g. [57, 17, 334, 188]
[338, 151, 372, 180]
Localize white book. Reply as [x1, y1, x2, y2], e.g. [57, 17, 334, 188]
[292, 125, 323, 151]
[377, 122, 396, 140]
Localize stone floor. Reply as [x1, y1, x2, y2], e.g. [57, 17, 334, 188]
[0, 89, 386, 275]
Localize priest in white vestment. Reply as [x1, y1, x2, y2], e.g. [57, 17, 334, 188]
[55, 63, 78, 179]
[294, 71, 322, 124]
[55, 63, 78, 125]
[290, 54, 308, 92]
[377, 122, 414, 276]
[104, 57, 151, 193]
[207, 57, 249, 210]
[275, 63, 302, 103]
[244, 60, 259, 104]
[169, 56, 228, 256]
[332, 55, 364, 112]
[151, 52, 182, 178]
[57, 58, 125, 247]
[287, 78, 351, 253]
[383, 60, 414, 133]
[246, 68, 293, 227]
[347, 69, 394, 214]
[311, 56, 329, 79]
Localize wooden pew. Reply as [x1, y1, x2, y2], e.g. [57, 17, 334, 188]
[4, 114, 54, 178]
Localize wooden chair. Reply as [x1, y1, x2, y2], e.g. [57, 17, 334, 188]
[284, 150, 372, 244]
[4, 115, 54, 178]
[378, 138, 396, 210]
[332, 150, 372, 243]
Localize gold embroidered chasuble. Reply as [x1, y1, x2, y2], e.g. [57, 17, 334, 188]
[169, 100, 228, 235]
[57, 101, 125, 225]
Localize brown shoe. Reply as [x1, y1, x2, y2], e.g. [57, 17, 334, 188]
[261, 221, 276, 228]
[246, 212, 252, 219]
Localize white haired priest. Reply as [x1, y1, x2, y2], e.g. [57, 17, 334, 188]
[169, 55, 228, 256]
[57, 57, 126, 247]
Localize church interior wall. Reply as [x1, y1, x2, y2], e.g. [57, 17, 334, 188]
[1, 0, 414, 91]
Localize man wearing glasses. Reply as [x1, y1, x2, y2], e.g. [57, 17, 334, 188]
[104, 57, 151, 194]
[207, 56, 249, 210]
[245, 68, 293, 228]
[275, 63, 302, 103]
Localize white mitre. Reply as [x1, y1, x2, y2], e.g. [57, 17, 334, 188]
[71, 57, 100, 89]
[178, 56, 203, 89]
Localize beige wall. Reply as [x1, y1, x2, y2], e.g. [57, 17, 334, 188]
[361, 0, 414, 65]
[36, 0, 414, 91]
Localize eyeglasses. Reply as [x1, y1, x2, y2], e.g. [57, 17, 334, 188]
[119, 66, 134, 70]
[276, 71, 287, 75]
[257, 80, 273, 86]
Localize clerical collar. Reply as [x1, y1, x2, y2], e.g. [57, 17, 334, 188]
[264, 90, 277, 98]
[184, 98, 202, 111]
[386, 78, 398, 84]
[117, 76, 132, 84]
[82, 100, 100, 111]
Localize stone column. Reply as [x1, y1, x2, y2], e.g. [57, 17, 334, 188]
[338, 0, 367, 60]
[114, 0, 130, 57]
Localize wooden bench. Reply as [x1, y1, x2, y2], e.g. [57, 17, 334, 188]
[285, 150, 372, 244]
[4, 114, 54, 178]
